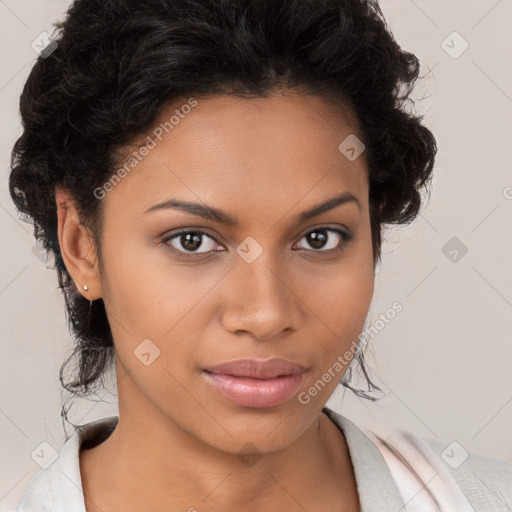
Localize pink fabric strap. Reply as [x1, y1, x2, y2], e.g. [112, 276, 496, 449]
[369, 429, 476, 512]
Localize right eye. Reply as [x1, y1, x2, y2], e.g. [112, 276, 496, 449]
[161, 229, 225, 258]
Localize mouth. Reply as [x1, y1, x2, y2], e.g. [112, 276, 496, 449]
[201, 358, 307, 408]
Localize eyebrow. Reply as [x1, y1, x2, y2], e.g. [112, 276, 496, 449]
[144, 191, 361, 226]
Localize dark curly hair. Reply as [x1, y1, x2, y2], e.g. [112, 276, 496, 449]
[9, 0, 437, 426]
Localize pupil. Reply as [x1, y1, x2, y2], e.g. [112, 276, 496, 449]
[308, 230, 327, 249]
[182, 232, 202, 251]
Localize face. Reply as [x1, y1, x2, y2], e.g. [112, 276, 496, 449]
[65, 92, 375, 454]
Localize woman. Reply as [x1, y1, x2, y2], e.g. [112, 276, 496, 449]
[9, 0, 511, 511]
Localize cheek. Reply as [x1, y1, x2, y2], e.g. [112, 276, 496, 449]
[98, 233, 224, 372]
[288, 258, 374, 411]
[309, 268, 373, 355]
[99, 232, 186, 331]
[302, 238, 375, 371]
[310, 238, 374, 328]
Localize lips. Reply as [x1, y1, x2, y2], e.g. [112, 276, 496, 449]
[202, 358, 307, 408]
[203, 358, 307, 379]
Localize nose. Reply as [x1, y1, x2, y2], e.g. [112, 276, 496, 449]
[220, 253, 303, 341]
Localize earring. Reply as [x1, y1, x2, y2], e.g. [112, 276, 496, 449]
[83, 285, 89, 291]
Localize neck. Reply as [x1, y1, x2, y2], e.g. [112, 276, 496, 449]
[80, 366, 358, 512]
[80, 407, 358, 512]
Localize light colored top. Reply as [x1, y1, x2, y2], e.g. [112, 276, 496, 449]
[14, 407, 512, 511]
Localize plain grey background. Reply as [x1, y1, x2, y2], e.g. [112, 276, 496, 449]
[1, 1, 511, 510]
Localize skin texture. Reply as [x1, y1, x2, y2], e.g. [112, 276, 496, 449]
[56, 91, 375, 511]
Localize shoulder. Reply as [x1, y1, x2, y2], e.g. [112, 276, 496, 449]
[14, 431, 84, 512]
[323, 407, 512, 511]
[15, 416, 118, 512]
[422, 436, 512, 511]
[372, 426, 512, 511]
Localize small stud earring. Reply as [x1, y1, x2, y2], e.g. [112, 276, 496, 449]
[83, 285, 89, 291]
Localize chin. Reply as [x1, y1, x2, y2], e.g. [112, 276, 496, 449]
[191, 401, 314, 454]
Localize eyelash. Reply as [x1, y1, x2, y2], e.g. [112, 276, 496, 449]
[160, 227, 353, 260]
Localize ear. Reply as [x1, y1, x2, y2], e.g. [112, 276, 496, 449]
[55, 187, 102, 301]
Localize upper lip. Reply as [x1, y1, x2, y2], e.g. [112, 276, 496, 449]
[203, 358, 307, 379]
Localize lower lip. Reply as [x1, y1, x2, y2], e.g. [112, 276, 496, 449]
[202, 371, 304, 408]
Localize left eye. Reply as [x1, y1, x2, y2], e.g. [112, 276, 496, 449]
[295, 228, 350, 252]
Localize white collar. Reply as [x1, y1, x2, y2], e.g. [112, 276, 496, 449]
[17, 408, 470, 512]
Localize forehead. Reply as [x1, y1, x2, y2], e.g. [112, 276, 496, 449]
[104, 92, 369, 226]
